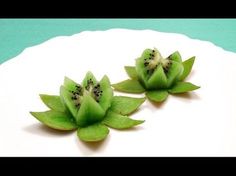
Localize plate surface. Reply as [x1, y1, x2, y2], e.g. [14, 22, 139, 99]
[1, 29, 236, 156]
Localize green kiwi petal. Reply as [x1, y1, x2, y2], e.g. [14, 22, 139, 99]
[39, 94, 66, 112]
[136, 58, 148, 88]
[102, 110, 144, 129]
[77, 123, 109, 142]
[82, 71, 97, 88]
[168, 82, 200, 94]
[110, 96, 145, 115]
[99, 75, 113, 112]
[112, 79, 145, 93]
[64, 76, 79, 92]
[147, 64, 168, 89]
[124, 66, 138, 80]
[166, 61, 184, 88]
[146, 90, 169, 102]
[135, 49, 153, 88]
[30, 110, 77, 131]
[169, 51, 182, 63]
[76, 94, 105, 127]
[60, 86, 78, 118]
[179, 57, 195, 81]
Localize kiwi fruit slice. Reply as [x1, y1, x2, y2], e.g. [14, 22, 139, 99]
[113, 47, 199, 103]
[76, 91, 105, 127]
[135, 48, 153, 88]
[98, 75, 113, 111]
[165, 60, 184, 87]
[136, 48, 184, 89]
[147, 64, 167, 89]
[30, 71, 145, 142]
[60, 72, 115, 127]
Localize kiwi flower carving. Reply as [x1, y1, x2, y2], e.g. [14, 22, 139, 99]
[112, 48, 200, 103]
[30, 72, 145, 142]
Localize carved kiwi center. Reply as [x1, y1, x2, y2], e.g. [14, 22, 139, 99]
[70, 79, 103, 109]
[144, 48, 172, 76]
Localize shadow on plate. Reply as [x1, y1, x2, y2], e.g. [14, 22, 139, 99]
[148, 98, 168, 108]
[171, 92, 200, 100]
[114, 125, 145, 132]
[23, 123, 74, 137]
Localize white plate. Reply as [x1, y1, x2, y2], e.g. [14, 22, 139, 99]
[1, 29, 236, 156]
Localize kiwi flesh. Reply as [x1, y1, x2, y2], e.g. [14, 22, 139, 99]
[60, 72, 112, 127]
[136, 48, 184, 89]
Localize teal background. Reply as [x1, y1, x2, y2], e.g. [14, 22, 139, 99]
[1, 19, 236, 64]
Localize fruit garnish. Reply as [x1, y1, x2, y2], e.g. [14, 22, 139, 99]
[112, 48, 200, 103]
[30, 72, 145, 142]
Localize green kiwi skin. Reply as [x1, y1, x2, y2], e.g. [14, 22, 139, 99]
[135, 49, 153, 88]
[30, 111, 77, 131]
[98, 75, 113, 112]
[60, 86, 79, 118]
[165, 61, 184, 88]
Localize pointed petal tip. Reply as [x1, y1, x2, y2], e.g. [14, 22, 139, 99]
[111, 79, 145, 93]
[63, 76, 70, 82]
[187, 56, 196, 62]
[85, 71, 95, 78]
[168, 82, 200, 94]
[39, 94, 44, 99]
[85, 71, 93, 75]
[173, 50, 180, 54]
[136, 120, 145, 124]
[101, 74, 110, 82]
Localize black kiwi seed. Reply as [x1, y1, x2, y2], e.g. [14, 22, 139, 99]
[76, 86, 81, 90]
[152, 50, 155, 52]
[164, 67, 168, 73]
